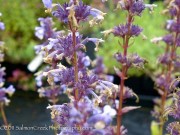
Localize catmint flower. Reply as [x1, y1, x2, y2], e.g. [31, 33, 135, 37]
[0, 17, 15, 107]
[166, 20, 174, 30]
[73, 1, 91, 22]
[0, 66, 5, 85]
[144, 4, 157, 13]
[52, 1, 91, 24]
[0, 22, 5, 30]
[88, 113, 112, 129]
[4, 85, 15, 96]
[0, 85, 15, 106]
[42, 0, 52, 9]
[92, 57, 106, 74]
[114, 53, 146, 68]
[167, 122, 180, 135]
[48, 98, 113, 134]
[38, 85, 66, 103]
[89, 8, 106, 27]
[170, 22, 180, 33]
[0, 13, 5, 30]
[77, 52, 91, 69]
[35, 17, 55, 40]
[113, 24, 143, 38]
[175, 0, 180, 6]
[158, 53, 171, 65]
[130, 1, 145, 16]
[52, 3, 70, 23]
[162, 34, 174, 45]
[103, 105, 117, 117]
[156, 75, 178, 93]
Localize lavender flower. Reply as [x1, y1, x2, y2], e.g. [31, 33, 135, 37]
[167, 122, 180, 135]
[35, 17, 56, 40]
[162, 34, 174, 45]
[113, 24, 143, 38]
[114, 53, 146, 68]
[48, 97, 114, 134]
[0, 22, 5, 30]
[130, 1, 145, 16]
[74, 1, 91, 22]
[52, 3, 70, 23]
[101, 0, 150, 134]
[42, 0, 52, 9]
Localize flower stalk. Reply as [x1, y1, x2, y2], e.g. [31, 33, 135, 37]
[0, 104, 10, 135]
[72, 30, 79, 101]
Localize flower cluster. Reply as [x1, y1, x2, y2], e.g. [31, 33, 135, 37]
[35, 0, 121, 134]
[101, 0, 153, 134]
[0, 13, 15, 106]
[165, 77, 180, 135]
[47, 97, 116, 135]
[151, 0, 180, 134]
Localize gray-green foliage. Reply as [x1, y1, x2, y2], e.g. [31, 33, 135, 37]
[93, 2, 166, 75]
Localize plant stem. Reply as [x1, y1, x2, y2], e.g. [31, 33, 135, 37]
[117, 12, 132, 135]
[52, 92, 58, 135]
[72, 31, 79, 101]
[117, 66, 126, 135]
[0, 104, 10, 135]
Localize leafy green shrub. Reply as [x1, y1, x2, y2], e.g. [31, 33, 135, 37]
[0, 0, 44, 63]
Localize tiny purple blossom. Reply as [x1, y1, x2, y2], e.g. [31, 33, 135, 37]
[162, 34, 174, 45]
[0, 22, 5, 30]
[74, 1, 91, 22]
[35, 17, 55, 40]
[167, 122, 180, 135]
[52, 3, 69, 23]
[0, 66, 5, 84]
[113, 24, 143, 37]
[42, 0, 52, 9]
[130, 1, 145, 16]
[170, 22, 180, 33]
[175, 0, 180, 6]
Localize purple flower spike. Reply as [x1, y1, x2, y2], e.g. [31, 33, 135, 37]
[42, 0, 52, 9]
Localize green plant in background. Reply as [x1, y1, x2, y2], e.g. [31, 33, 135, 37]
[92, 2, 166, 75]
[0, 0, 44, 63]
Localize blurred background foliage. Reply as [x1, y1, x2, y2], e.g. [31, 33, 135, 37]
[0, 0, 166, 76]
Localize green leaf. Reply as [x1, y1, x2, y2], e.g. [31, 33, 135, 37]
[151, 121, 160, 135]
